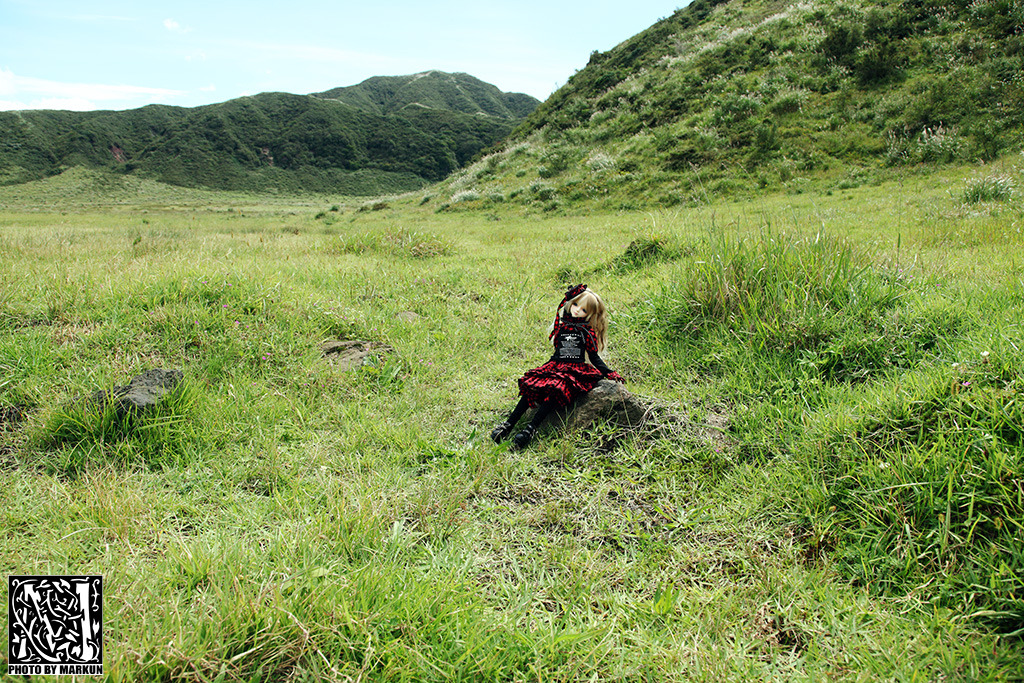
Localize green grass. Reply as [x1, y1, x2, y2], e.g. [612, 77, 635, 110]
[2, 157, 1023, 680]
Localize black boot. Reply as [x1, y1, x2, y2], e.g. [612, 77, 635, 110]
[490, 420, 514, 443]
[510, 424, 537, 450]
[492, 398, 530, 444]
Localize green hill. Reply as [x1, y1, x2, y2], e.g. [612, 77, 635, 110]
[0, 73, 539, 195]
[313, 70, 539, 119]
[431, 0, 1024, 211]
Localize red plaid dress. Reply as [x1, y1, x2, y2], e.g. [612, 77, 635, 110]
[518, 317, 613, 408]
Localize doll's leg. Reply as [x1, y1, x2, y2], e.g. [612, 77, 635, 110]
[491, 397, 530, 443]
[510, 400, 553, 450]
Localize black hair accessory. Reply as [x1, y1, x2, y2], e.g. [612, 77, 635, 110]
[550, 284, 587, 339]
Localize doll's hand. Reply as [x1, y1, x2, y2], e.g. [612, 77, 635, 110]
[605, 371, 626, 384]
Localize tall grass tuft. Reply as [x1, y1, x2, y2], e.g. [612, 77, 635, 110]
[607, 235, 691, 273]
[38, 379, 199, 474]
[961, 175, 1017, 204]
[322, 226, 453, 258]
[649, 231, 903, 354]
[642, 229, 1022, 632]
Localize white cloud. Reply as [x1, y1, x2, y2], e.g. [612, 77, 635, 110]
[163, 18, 192, 33]
[0, 68, 184, 111]
[0, 68, 16, 96]
[32, 97, 98, 111]
[200, 84, 216, 92]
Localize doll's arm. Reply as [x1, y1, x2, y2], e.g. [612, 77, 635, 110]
[588, 350, 626, 383]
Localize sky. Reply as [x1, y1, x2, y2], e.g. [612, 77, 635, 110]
[0, 0, 687, 112]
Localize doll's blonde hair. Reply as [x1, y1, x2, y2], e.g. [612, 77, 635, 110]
[568, 290, 608, 351]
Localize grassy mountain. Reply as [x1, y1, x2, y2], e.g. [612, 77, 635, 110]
[432, 0, 1024, 211]
[0, 73, 539, 195]
[313, 70, 539, 119]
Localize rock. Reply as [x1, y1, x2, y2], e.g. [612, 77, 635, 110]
[523, 379, 727, 449]
[79, 369, 183, 416]
[321, 340, 391, 371]
[558, 379, 650, 431]
[533, 379, 662, 433]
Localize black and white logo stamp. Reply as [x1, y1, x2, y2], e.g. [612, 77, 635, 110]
[8, 575, 103, 676]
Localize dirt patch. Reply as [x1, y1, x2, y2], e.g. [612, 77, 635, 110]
[474, 466, 676, 553]
[0, 404, 26, 429]
[753, 603, 808, 653]
[321, 340, 393, 371]
[701, 404, 731, 451]
[50, 321, 100, 346]
[0, 404, 29, 463]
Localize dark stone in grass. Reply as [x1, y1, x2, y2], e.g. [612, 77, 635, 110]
[79, 369, 183, 416]
[520, 379, 728, 450]
[558, 379, 650, 431]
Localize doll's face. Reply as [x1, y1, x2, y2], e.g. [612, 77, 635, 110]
[569, 301, 589, 319]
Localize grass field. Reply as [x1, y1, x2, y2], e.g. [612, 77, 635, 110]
[2, 160, 1023, 681]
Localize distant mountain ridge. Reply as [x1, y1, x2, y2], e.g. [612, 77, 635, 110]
[0, 72, 540, 195]
[313, 71, 538, 120]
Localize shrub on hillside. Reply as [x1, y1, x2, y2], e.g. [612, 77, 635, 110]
[969, 0, 1024, 38]
[451, 189, 481, 203]
[855, 39, 905, 84]
[528, 181, 557, 202]
[537, 148, 573, 178]
[885, 126, 967, 166]
[961, 175, 1017, 203]
[818, 22, 863, 70]
[586, 152, 617, 172]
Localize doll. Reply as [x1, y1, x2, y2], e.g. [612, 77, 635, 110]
[491, 284, 625, 450]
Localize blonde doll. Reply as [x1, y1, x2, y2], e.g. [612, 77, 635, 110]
[491, 284, 625, 449]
